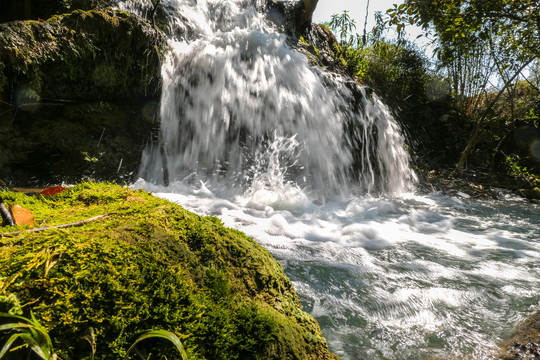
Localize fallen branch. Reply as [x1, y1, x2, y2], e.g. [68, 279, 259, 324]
[0, 213, 115, 237]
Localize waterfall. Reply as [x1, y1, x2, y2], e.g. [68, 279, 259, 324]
[122, 0, 417, 198]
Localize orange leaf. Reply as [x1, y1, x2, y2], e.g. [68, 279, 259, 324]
[40, 185, 66, 197]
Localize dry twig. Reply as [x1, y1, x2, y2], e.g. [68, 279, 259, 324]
[0, 213, 115, 237]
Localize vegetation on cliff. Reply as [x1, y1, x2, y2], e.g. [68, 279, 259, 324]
[312, 4, 540, 199]
[0, 182, 339, 360]
[0, 8, 165, 185]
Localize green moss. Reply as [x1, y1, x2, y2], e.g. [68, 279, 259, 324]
[0, 183, 338, 360]
[0, 8, 164, 102]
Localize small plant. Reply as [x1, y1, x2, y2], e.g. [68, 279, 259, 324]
[505, 153, 540, 186]
[0, 312, 57, 360]
[0, 313, 189, 360]
[328, 10, 361, 48]
[125, 330, 189, 360]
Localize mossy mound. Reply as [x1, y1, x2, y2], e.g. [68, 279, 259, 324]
[0, 183, 339, 360]
[0, 0, 115, 24]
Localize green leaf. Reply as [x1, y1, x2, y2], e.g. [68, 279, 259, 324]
[16, 333, 48, 359]
[0, 312, 54, 360]
[0, 333, 22, 358]
[124, 330, 189, 360]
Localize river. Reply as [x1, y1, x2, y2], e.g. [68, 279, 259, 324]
[132, 179, 539, 360]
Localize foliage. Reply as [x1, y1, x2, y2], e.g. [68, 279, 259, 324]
[0, 182, 337, 360]
[386, 0, 539, 59]
[328, 11, 361, 48]
[385, 0, 539, 166]
[383, 0, 540, 175]
[0, 312, 189, 360]
[0, 312, 57, 360]
[505, 154, 540, 187]
[125, 329, 189, 360]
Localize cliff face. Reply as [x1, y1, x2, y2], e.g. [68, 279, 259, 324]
[0, 7, 163, 185]
[0, 0, 337, 187]
[0, 183, 339, 360]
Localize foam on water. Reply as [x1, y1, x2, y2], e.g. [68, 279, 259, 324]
[133, 178, 540, 359]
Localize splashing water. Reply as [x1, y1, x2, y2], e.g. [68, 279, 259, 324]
[128, 0, 416, 198]
[121, 1, 540, 359]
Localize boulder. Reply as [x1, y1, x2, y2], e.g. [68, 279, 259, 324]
[0, 183, 340, 360]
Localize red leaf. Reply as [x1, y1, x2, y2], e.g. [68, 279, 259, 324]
[40, 185, 66, 197]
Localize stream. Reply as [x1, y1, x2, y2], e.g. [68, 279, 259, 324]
[132, 180, 540, 360]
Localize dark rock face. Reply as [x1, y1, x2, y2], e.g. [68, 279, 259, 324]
[264, 0, 319, 33]
[0, 9, 164, 185]
[0, 9, 163, 102]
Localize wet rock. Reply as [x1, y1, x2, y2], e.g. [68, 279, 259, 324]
[0, 9, 164, 185]
[520, 187, 540, 200]
[499, 312, 540, 359]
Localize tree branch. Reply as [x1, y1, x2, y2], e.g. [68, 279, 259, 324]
[0, 213, 115, 237]
[456, 58, 535, 172]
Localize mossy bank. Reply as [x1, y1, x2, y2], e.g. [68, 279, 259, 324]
[0, 182, 339, 360]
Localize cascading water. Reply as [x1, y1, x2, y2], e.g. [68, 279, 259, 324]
[128, 0, 416, 198]
[123, 1, 540, 359]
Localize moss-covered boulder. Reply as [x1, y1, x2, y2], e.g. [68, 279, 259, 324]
[498, 312, 540, 359]
[0, 183, 339, 360]
[0, 9, 164, 185]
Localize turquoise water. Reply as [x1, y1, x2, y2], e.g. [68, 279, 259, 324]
[278, 193, 540, 360]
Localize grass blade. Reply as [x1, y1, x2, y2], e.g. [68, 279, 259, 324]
[0, 333, 22, 358]
[17, 333, 48, 359]
[124, 330, 188, 360]
[0, 312, 54, 360]
[0, 322, 31, 331]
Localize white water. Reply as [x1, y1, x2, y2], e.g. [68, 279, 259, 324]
[132, 179, 540, 360]
[130, 0, 416, 197]
[120, 0, 540, 359]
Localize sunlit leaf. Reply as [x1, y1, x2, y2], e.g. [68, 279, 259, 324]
[124, 330, 189, 360]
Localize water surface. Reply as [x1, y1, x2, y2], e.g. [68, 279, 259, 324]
[133, 180, 540, 360]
